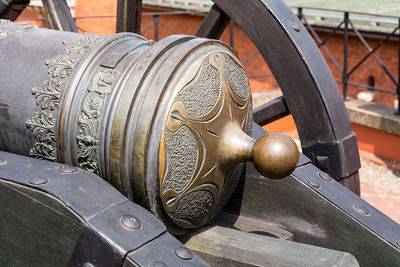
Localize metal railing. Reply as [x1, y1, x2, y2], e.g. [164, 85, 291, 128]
[296, 7, 400, 115]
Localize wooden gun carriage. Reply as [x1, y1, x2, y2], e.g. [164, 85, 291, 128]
[0, 0, 399, 266]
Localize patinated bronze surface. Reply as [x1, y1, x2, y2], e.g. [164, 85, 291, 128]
[159, 52, 298, 227]
[0, 20, 298, 232]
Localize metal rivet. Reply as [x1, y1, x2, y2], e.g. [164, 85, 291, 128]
[0, 159, 6, 166]
[121, 215, 141, 230]
[306, 178, 320, 188]
[82, 263, 94, 267]
[353, 204, 370, 216]
[318, 172, 332, 182]
[174, 247, 193, 260]
[28, 176, 48, 186]
[291, 22, 300, 32]
[58, 165, 77, 174]
[149, 261, 167, 267]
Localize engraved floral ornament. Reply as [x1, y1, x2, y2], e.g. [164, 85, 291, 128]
[77, 69, 117, 174]
[26, 34, 102, 161]
[159, 52, 251, 228]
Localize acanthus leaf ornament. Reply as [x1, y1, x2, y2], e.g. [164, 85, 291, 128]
[26, 111, 57, 161]
[26, 34, 103, 161]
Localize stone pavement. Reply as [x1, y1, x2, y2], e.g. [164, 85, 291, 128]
[359, 156, 400, 223]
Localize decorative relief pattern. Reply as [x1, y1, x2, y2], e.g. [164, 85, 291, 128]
[159, 52, 252, 227]
[77, 69, 117, 174]
[163, 125, 198, 192]
[26, 112, 57, 160]
[174, 58, 220, 118]
[0, 20, 37, 38]
[223, 55, 250, 100]
[172, 190, 214, 220]
[26, 34, 103, 161]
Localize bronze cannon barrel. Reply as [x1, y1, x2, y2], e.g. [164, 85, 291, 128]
[0, 20, 298, 233]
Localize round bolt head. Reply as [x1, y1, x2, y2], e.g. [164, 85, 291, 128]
[291, 22, 300, 32]
[306, 178, 320, 188]
[0, 159, 6, 166]
[82, 263, 94, 267]
[353, 204, 370, 216]
[318, 172, 332, 182]
[121, 215, 141, 230]
[28, 176, 48, 186]
[174, 246, 193, 260]
[149, 261, 167, 267]
[59, 165, 77, 174]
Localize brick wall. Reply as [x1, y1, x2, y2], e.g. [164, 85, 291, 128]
[316, 31, 398, 107]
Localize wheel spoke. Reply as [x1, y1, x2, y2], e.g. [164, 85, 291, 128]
[0, 0, 30, 21]
[253, 96, 290, 126]
[196, 4, 230, 39]
[42, 0, 77, 32]
[116, 0, 142, 33]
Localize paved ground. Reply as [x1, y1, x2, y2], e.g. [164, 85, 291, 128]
[359, 157, 400, 223]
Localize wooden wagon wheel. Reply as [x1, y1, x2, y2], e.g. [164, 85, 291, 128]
[1, 0, 361, 194]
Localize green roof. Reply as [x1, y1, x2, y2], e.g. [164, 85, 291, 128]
[285, 0, 400, 17]
[143, 0, 212, 12]
[285, 0, 400, 33]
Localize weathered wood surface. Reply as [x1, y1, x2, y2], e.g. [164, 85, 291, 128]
[196, 4, 230, 39]
[253, 96, 290, 126]
[116, 0, 142, 33]
[224, 162, 400, 266]
[211, 211, 294, 240]
[41, 0, 77, 32]
[0, 0, 29, 21]
[183, 225, 359, 267]
[0, 180, 84, 266]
